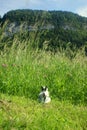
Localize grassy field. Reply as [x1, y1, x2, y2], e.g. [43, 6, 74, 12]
[0, 93, 87, 130]
[0, 41, 87, 129]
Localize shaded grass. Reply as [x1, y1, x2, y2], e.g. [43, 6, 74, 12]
[0, 93, 87, 130]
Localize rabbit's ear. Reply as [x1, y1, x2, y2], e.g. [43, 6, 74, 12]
[41, 86, 44, 91]
[45, 86, 48, 90]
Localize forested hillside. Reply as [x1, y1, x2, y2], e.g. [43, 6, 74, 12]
[0, 9, 87, 52]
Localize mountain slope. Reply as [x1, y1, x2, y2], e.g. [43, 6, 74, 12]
[0, 9, 87, 51]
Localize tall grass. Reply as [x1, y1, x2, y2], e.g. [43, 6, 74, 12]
[0, 40, 87, 105]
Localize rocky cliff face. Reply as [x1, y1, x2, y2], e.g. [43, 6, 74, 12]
[3, 21, 54, 36]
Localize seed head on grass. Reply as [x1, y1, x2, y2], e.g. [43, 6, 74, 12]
[2, 64, 8, 68]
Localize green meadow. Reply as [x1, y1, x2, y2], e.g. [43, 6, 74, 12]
[0, 41, 87, 129]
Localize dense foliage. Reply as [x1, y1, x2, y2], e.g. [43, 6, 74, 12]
[0, 9, 87, 53]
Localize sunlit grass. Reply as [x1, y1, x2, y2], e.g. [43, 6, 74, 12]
[0, 93, 87, 130]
